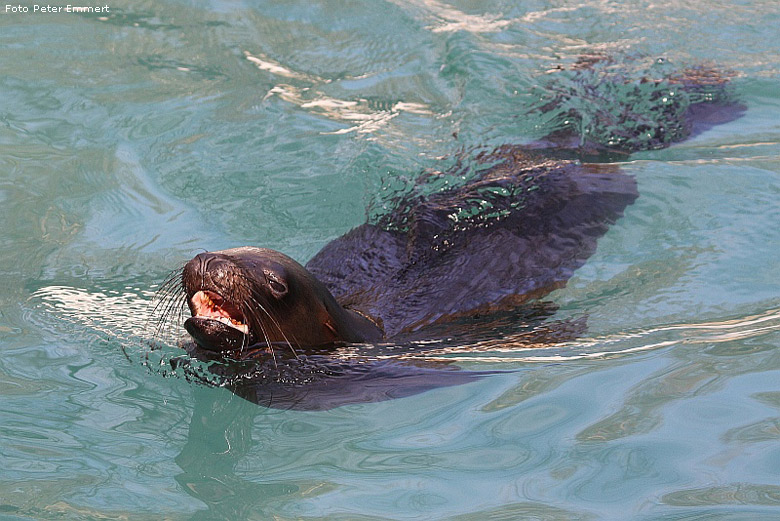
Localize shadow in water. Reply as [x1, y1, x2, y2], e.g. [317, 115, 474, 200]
[169, 311, 584, 517]
[176, 345, 495, 411]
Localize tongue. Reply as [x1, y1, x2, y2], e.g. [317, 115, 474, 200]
[190, 291, 249, 334]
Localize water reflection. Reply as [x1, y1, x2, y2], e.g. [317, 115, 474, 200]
[174, 386, 295, 520]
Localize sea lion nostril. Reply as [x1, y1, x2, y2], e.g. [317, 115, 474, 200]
[187, 252, 223, 277]
[195, 252, 212, 266]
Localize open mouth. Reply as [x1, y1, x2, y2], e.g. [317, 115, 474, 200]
[190, 290, 249, 335]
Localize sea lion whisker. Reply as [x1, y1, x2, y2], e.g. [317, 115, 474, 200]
[245, 287, 301, 359]
[230, 286, 277, 365]
[229, 275, 283, 346]
[150, 287, 186, 343]
[256, 301, 299, 356]
[237, 301, 254, 357]
[147, 269, 184, 333]
[151, 269, 186, 311]
[156, 265, 184, 292]
[153, 283, 183, 322]
[241, 293, 277, 345]
[255, 314, 279, 372]
[155, 295, 187, 347]
[153, 279, 188, 339]
[157, 270, 192, 348]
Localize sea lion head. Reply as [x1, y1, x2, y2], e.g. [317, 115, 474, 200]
[180, 247, 381, 353]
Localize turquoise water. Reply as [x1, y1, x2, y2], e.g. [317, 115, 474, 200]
[2, 1, 780, 519]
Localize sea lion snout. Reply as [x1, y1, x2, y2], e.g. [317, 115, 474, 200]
[184, 252, 237, 287]
[181, 252, 253, 351]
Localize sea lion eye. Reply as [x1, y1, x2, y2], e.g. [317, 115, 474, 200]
[265, 271, 288, 299]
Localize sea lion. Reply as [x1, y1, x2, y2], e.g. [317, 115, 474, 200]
[153, 56, 744, 408]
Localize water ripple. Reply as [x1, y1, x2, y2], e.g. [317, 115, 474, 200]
[409, 306, 780, 363]
[29, 284, 780, 370]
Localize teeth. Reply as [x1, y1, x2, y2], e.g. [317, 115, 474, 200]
[211, 316, 249, 334]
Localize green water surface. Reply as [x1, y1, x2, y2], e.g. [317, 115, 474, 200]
[2, 1, 780, 520]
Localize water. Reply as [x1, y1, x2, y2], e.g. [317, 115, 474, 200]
[2, 0, 780, 519]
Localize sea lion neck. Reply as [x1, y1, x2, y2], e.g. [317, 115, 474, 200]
[321, 297, 384, 344]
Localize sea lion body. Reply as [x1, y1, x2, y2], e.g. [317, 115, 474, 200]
[306, 153, 638, 339]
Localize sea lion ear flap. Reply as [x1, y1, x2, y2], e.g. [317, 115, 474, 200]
[318, 308, 342, 343]
[323, 318, 339, 338]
